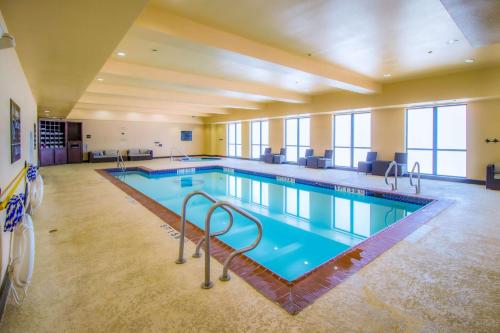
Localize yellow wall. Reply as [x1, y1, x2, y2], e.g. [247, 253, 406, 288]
[0, 11, 37, 285]
[78, 119, 206, 159]
[371, 108, 406, 160]
[467, 99, 500, 180]
[205, 66, 500, 180]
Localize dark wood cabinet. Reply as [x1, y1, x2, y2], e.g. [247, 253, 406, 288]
[67, 122, 83, 163]
[38, 119, 82, 166]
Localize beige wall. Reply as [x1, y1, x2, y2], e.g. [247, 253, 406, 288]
[0, 11, 37, 285]
[205, 66, 500, 180]
[78, 119, 206, 159]
[467, 99, 500, 180]
[371, 108, 406, 160]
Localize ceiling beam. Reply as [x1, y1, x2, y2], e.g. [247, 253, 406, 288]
[85, 82, 260, 109]
[100, 60, 309, 103]
[68, 109, 203, 124]
[78, 92, 229, 115]
[73, 102, 218, 117]
[135, 6, 380, 94]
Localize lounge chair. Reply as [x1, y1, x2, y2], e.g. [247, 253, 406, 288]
[357, 152, 378, 174]
[128, 149, 153, 161]
[486, 163, 500, 190]
[372, 152, 408, 176]
[260, 147, 272, 162]
[273, 148, 286, 164]
[298, 149, 314, 167]
[306, 150, 333, 169]
[89, 149, 119, 163]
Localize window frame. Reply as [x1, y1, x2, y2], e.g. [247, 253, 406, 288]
[250, 120, 269, 160]
[284, 117, 310, 163]
[333, 112, 372, 168]
[227, 122, 242, 157]
[405, 104, 467, 177]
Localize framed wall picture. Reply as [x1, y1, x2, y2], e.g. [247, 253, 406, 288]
[181, 130, 192, 141]
[10, 99, 21, 163]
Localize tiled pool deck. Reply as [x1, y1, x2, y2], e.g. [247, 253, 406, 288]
[1, 158, 499, 332]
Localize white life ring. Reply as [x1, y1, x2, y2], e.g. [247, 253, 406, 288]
[9, 213, 35, 305]
[29, 175, 44, 211]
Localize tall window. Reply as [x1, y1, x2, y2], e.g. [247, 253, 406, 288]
[333, 112, 371, 167]
[406, 105, 466, 177]
[285, 117, 310, 162]
[227, 123, 242, 157]
[250, 120, 269, 159]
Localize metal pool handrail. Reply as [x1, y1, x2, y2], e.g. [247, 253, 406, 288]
[201, 201, 263, 289]
[385, 160, 399, 190]
[409, 161, 421, 194]
[176, 190, 233, 264]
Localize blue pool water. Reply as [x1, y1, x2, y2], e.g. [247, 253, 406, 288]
[114, 168, 424, 281]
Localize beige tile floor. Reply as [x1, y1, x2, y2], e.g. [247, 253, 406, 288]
[1, 158, 499, 332]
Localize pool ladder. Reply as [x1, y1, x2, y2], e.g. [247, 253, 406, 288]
[116, 152, 126, 175]
[385, 161, 421, 194]
[176, 190, 263, 289]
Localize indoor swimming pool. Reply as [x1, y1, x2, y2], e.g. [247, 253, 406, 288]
[111, 167, 430, 282]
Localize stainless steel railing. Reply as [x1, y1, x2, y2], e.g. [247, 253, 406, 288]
[176, 191, 233, 264]
[170, 147, 191, 162]
[117, 152, 126, 175]
[384, 160, 399, 190]
[409, 161, 421, 194]
[201, 201, 262, 289]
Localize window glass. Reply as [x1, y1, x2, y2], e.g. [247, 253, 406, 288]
[437, 151, 466, 177]
[236, 123, 242, 145]
[228, 124, 235, 144]
[334, 115, 351, 147]
[353, 113, 371, 147]
[261, 121, 269, 145]
[437, 105, 466, 150]
[407, 150, 433, 174]
[251, 122, 260, 145]
[286, 146, 298, 162]
[334, 148, 351, 167]
[286, 118, 298, 145]
[299, 118, 310, 146]
[251, 146, 260, 159]
[406, 105, 466, 177]
[407, 108, 433, 149]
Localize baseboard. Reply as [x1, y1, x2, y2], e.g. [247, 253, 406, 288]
[0, 276, 11, 322]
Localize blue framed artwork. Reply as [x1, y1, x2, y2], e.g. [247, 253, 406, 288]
[181, 131, 192, 141]
[10, 99, 21, 163]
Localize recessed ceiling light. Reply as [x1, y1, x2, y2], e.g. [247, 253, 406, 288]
[97, 78, 104, 82]
[447, 39, 459, 44]
[383, 73, 392, 77]
[464, 58, 474, 63]
[116, 51, 126, 57]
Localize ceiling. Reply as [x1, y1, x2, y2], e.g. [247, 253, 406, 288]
[0, 0, 149, 118]
[2, 0, 500, 121]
